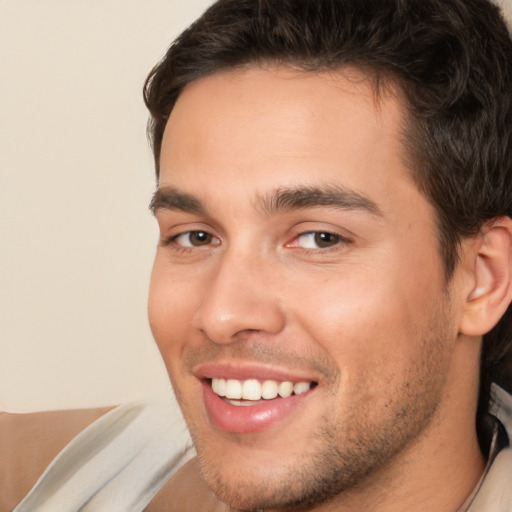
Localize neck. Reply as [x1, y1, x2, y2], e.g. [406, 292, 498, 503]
[302, 345, 486, 512]
[309, 417, 485, 512]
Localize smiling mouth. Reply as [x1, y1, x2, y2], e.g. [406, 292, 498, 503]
[209, 378, 318, 405]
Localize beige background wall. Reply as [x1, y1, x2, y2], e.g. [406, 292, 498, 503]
[501, 0, 512, 29]
[0, 0, 213, 413]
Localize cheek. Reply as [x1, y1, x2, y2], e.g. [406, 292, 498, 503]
[288, 264, 439, 378]
[148, 257, 199, 361]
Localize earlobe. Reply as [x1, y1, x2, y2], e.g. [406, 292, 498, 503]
[459, 218, 512, 337]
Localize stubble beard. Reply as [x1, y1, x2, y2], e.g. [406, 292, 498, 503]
[199, 385, 446, 511]
[186, 316, 452, 511]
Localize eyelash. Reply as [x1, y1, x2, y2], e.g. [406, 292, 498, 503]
[288, 231, 351, 250]
[162, 229, 351, 252]
[161, 231, 220, 250]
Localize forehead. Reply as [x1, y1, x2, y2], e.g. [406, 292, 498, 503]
[159, 66, 417, 216]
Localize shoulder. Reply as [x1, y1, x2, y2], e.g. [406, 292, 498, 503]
[11, 394, 193, 511]
[0, 407, 113, 512]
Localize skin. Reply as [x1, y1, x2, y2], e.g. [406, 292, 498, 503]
[148, 66, 489, 511]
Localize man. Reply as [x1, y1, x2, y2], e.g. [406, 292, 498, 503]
[144, 0, 512, 510]
[10, 0, 512, 511]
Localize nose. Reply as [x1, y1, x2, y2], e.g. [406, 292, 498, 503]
[192, 252, 286, 344]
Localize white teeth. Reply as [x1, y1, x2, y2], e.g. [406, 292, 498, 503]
[225, 379, 242, 399]
[211, 378, 226, 397]
[278, 381, 294, 398]
[261, 380, 278, 399]
[226, 399, 256, 407]
[242, 379, 262, 400]
[211, 378, 313, 401]
[293, 382, 311, 395]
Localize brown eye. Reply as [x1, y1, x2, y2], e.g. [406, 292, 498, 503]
[189, 231, 212, 246]
[314, 232, 341, 248]
[295, 231, 344, 249]
[173, 231, 220, 247]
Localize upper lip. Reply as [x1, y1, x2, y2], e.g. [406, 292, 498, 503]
[193, 361, 321, 384]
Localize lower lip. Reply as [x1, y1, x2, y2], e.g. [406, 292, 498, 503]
[202, 381, 313, 433]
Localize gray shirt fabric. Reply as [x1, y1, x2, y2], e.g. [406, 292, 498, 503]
[14, 385, 512, 511]
[464, 384, 512, 511]
[14, 393, 194, 512]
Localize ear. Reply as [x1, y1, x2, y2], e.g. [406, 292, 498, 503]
[459, 217, 512, 337]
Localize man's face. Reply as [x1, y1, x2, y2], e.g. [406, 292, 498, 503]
[149, 67, 459, 509]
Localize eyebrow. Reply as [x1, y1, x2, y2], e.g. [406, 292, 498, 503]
[150, 185, 382, 217]
[150, 187, 206, 215]
[256, 185, 383, 217]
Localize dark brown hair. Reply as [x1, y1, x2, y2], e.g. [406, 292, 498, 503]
[144, 0, 512, 435]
